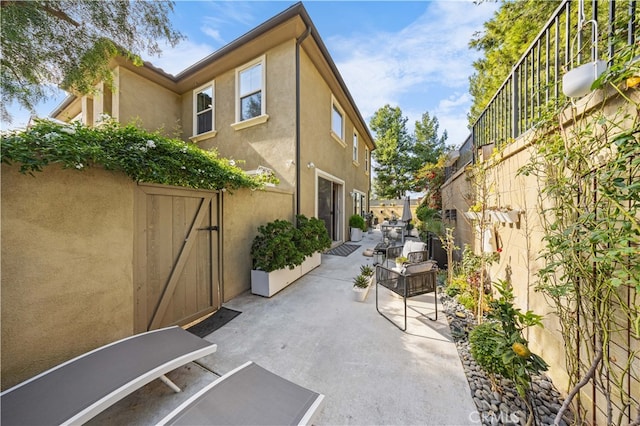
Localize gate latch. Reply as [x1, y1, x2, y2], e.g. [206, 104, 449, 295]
[198, 225, 219, 231]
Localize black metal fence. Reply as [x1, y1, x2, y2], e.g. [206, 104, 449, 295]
[471, 0, 637, 149]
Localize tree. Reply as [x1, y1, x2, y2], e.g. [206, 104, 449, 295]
[369, 105, 412, 199]
[370, 105, 448, 199]
[467, 0, 561, 126]
[1, 0, 184, 122]
[411, 112, 447, 192]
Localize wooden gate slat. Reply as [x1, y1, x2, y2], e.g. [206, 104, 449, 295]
[148, 195, 212, 330]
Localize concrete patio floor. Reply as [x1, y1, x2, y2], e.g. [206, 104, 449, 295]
[89, 230, 478, 425]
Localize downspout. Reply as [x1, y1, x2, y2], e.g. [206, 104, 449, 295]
[295, 26, 311, 217]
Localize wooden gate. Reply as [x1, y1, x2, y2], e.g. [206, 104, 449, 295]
[134, 184, 220, 332]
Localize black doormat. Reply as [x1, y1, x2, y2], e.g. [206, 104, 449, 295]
[325, 244, 360, 257]
[186, 307, 241, 338]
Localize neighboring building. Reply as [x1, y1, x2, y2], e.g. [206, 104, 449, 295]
[51, 1, 375, 243]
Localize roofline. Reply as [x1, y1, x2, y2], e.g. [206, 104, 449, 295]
[51, 1, 375, 149]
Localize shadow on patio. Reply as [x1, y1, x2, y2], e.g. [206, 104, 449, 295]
[89, 230, 477, 426]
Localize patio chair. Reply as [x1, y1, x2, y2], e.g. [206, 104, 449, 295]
[384, 239, 428, 268]
[158, 361, 325, 425]
[375, 260, 438, 331]
[1, 326, 217, 426]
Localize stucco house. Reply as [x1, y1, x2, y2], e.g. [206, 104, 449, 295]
[1, 2, 374, 388]
[51, 1, 375, 240]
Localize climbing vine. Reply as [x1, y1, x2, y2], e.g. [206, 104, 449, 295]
[518, 60, 640, 424]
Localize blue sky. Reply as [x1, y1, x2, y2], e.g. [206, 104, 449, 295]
[4, 0, 499, 147]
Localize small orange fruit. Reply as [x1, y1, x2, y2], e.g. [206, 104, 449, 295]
[627, 76, 640, 88]
[512, 342, 532, 358]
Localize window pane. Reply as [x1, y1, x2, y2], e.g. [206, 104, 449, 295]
[197, 87, 212, 113]
[197, 111, 212, 134]
[241, 92, 262, 121]
[240, 64, 262, 96]
[332, 106, 343, 138]
[353, 133, 358, 160]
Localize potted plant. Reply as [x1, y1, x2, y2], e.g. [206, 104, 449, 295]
[352, 274, 370, 302]
[349, 214, 366, 242]
[251, 215, 331, 297]
[360, 264, 374, 286]
[395, 256, 408, 270]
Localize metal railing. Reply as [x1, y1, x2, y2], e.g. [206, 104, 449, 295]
[445, 134, 473, 181]
[471, 0, 637, 149]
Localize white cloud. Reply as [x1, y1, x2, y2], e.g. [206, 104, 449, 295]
[326, 0, 497, 144]
[201, 27, 225, 45]
[144, 39, 215, 76]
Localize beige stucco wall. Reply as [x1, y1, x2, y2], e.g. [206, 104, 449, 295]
[441, 169, 474, 261]
[181, 42, 298, 191]
[1, 165, 135, 390]
[116, 66, 182, 136]
[221, 187, 294, 301]
[299, 48, 372, 229]
[441, 90, 639, 418]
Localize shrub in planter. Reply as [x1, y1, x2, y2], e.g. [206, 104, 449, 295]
[348, 214, 367, 231]
[251, 215, 331, 273]
[295, 214, 331, 258]
[359, 265, 374, 278]
[353, 274, 369, 289]
[251, 219, 303, 272]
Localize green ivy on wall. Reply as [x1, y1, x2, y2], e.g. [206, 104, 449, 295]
[1, 119, 279, 191]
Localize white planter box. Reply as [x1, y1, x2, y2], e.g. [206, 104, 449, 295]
[301, 252, 321, 275]
[350, 227, 363, 242]
[251, 253, 322, 297]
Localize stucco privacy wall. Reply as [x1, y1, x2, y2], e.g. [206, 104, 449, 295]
[442, 90, 639, 421]
[1, 165, 135, 389]
[221, 187, 294, 301]
[440, 170, 474, 261]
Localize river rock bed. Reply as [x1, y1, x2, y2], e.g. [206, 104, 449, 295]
[440, 293, 574, 426]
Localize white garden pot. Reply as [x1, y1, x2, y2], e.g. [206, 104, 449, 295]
[352, 286, 368, 302]
[350, 227, 363, 242]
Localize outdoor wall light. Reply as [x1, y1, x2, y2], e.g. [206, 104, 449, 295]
[307, 162, 315, 169]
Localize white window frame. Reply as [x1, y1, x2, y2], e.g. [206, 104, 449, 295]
[330, 95, 346, 147]
[365, 147, 370, 174]
[232, 55, 269, 131]
[352, 130, 359, 165]
[190, 81, 216, 142]
[190, 80, 217, 142]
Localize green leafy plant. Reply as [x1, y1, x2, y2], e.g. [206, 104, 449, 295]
[359, 265, 374, 278]
[353, 274, 369, 289]
[295, 215, 331, 258]
[1, 119, 278, 190]
[471, 280, 548, 424]
[348, 214, 367, 231]
[251, 215, 330, 273]
[469, 321, 509, 381]
[251, 220, 302, 272]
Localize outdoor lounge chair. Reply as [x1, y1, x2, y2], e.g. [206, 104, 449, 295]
[158, 361, 325, 426]
[384, 239, 428, 268]
[1, 326, 217, 426]
[376, 260, 438, 331]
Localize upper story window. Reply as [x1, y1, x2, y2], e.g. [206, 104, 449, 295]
[331, 96, 345, 146]
[193, 83, 214, 136]
[235, 56, 266, 125]
[352, 131, 359, 164]
[365, 147, 370, 173]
